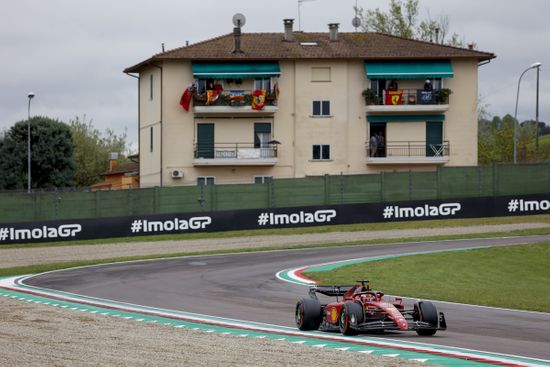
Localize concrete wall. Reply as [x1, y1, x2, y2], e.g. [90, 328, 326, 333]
[139, 66, 162, 187]
[445, 59, 479, 166]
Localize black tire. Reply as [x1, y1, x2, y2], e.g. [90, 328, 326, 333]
[339, 302, 363, 336]
[295, 298, 322, 331]
[414, 301, 438, 336]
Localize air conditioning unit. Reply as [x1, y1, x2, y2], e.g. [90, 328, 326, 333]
[171, 170, 184, 179]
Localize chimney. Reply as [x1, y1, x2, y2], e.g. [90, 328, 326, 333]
[283, 19, 294, 41]
[328, 23, 339, 41]
[108, 152, 119, 172]
[232, 26, 243, 53]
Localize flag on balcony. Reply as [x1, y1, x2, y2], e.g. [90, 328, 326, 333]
[206, 90, 219, 105]
[229, 90, 245, 106]
[179, 87, 193, 112]
[252, 90, 266, 110]
[385, 90, 403, 105]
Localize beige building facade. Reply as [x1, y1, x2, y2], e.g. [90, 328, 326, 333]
[126, 21, 494, 188]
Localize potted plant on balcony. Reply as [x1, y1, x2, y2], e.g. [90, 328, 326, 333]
[362, 88, 380, 105]
[194, 92, 207, 102]
[435, 88, 452, 104]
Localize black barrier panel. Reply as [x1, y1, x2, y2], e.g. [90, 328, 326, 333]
[1, 194, 549, 245]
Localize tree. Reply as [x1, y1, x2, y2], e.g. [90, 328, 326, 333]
[478, 114, 545, 164]
[70, 116, 129, 187]
[356, 0, 465, 47]
[478, 115, 515, 164]
[0, 116, 75, 190]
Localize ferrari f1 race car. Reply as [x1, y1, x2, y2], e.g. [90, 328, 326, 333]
[295, 280, 446, 336]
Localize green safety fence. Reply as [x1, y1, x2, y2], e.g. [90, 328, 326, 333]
[1, 163, 549, 223]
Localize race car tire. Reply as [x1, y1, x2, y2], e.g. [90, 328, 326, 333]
[295, 298, 322, 331]
[339, 302, 363, 336]
[414, 301, 438, 336]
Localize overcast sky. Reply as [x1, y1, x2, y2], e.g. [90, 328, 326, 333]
[1, 0, 548, 151]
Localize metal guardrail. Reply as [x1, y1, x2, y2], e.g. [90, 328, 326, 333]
[367, 89, 450, 105]
[193, 90, 277, 107]
[367, 141, 450, 158]
[194, 142, 278, 159]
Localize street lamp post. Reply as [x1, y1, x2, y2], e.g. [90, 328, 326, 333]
[27, 92, 35, 193]
[513, 62, 542, 164]
[535, 65, 541, 150]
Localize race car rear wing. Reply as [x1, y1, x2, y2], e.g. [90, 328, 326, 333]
[309, 285, 355, 299]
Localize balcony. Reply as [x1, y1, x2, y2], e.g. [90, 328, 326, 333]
[364, 88, 451, 113]
[193, 90, 278, 116]
[193, 143, 278, 166]
[366, 141, 450, 165]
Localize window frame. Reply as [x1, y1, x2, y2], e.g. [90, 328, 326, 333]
[197, 176, 216, 186]
[149, 126, 153, 153]
[253, 176, 273, 184]
[254, 77, 271, 91]
[312, 144, 331, 161]
[312, 100, 331, 117]
[149, 74, 154, 101]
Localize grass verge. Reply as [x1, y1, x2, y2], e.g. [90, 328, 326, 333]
[306, 242, 550, 312]
[1, 214, 549, 250]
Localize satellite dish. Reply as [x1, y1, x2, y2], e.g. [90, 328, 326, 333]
[232, 13, 246, 27]
[352, 17, 362, 28]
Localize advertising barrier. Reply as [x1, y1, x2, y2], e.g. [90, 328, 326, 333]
[1, 194, 549, 245]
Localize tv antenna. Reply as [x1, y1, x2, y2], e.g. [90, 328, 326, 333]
[298, 0, 316, 31]
[232, 13, 246, 28]
[352, 0, 362, 32]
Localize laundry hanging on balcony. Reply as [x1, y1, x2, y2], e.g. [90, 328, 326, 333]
[251, 90, 266, 110]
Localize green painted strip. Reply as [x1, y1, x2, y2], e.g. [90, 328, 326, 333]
[3, 286, 549, 367]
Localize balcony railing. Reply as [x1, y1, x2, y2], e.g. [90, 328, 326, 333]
[193, 90, 277, 108]
[194, 142, 278, 160]
[364, 88, 451, 106]
[367, 141, 450, 158]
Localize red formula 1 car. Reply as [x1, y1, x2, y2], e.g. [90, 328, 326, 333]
[295, 280, 446, 336]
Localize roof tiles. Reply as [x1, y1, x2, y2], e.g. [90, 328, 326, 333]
[125, 32, 494, 73]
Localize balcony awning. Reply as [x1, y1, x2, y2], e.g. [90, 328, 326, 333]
[368, 114, 445, 122]
[192, 62, 280, 79]
[365, 61, 454, 79]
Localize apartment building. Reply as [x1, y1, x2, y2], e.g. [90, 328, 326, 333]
[124, 19, 494, 187]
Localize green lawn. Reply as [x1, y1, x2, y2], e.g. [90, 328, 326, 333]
[306, 243, 550, 312]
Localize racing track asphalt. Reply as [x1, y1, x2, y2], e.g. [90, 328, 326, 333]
[25, 235, 550, 360]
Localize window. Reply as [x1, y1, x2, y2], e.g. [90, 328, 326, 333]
[149, 74, 154, 100]
[254, 123, 272, 149]
[311, 67, 331, 82]
[254, 176, 273, 184]
[149, 126, 153, 153]
[197, 79, 223, 94]
[312, 145, 330, 160]
[254, 78, 271, 91]
[312, 100, 330, 117]
[197, 176, 215, 186]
